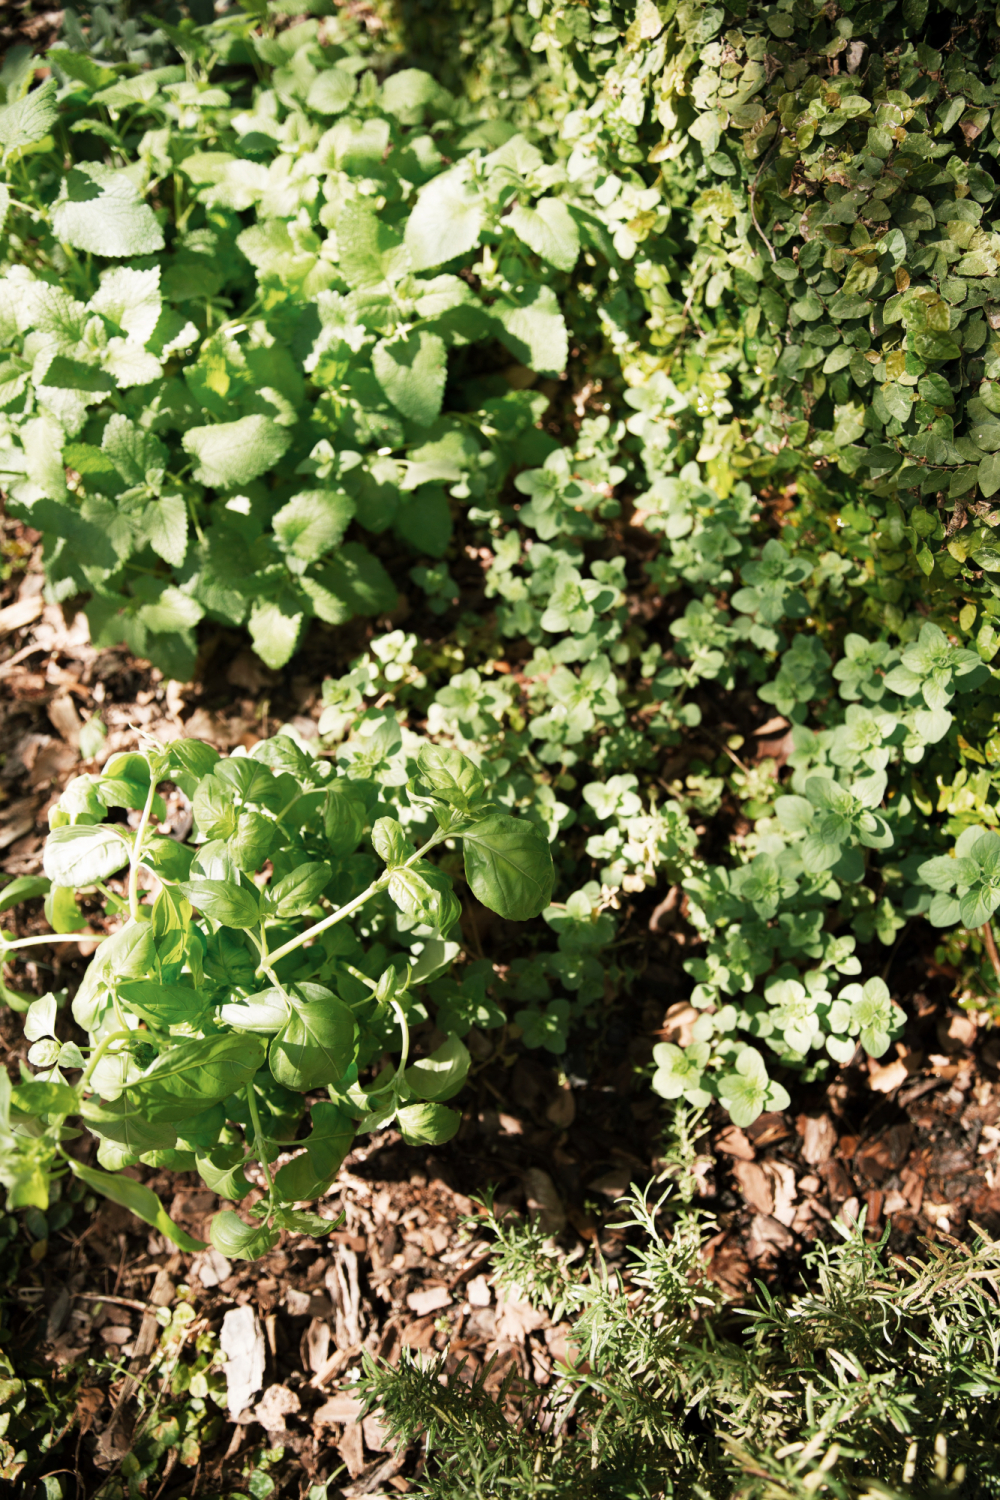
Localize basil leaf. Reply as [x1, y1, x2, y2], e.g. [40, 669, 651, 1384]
[397, 1101, 461, 1146]
[117, 980, 208, 1028]
[268, 862, 332, 918]
[196, 1143, 252, 1201]
[324, 781, 368, 856]
[182, 879, 260, 929]
[461, 816, 555, 921]
[68, 1161, 205, 1252]
[0, 875, 50, 912]
[43, 824, 130, 887]
[132, 1034, 267, 1121]
[72, 922, 156, 1031]
[404, 1033, 470, 1102]
[219, 989, 291, 1034]
[81, 1094, 178, 1154]
[269, 991, 359, 1092]
[11, 1080, 79, 1118]
[209, 1209, 279, 1261]
[272, 1102, 355, 1203]
[414, 744, 485, 811]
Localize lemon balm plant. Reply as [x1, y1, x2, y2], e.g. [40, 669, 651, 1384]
[0, 727, 553, 1258]
[0, 7, 606, 677]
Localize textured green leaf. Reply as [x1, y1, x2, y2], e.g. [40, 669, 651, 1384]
[508, 198, 580, 272]
[0, 79, 57, 155]
[46, 48, 116, 90]
[273, 489, 355, 564]
[307, 543, 397, 619]
[373, 331, 447, 426]
[494, 284, 568, 375]
[52, 164, 164, 257]
[183, 414, 290, 489]
[405, 170, 484, 271]
[979, 453, 1000, 499]
[306, 67, 356, 115]
[248, 597, 305, 669]
[143, 495, 188, 568]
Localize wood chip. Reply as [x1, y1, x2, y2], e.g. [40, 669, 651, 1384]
[796, 1113, 837, 1166]
[746, 1214, 795, 1260]
[405, 1285, 452, 1317]
[47, 693, 81, 745]
[338, 1418, 365, 1479]
[315, 1392, 365, 1425]
[254, 1383, 300, 1434]
[732, 1160, 773, 1217]
[0, 596, 43, 635]
[494, 1296, 547, 1343]
[524, 1168, 566, 1236]
[305, 1316, 332, 1374]
[466, 1276, 492, 1308]
[716, 1125, 755, 1160]
[220, 1305, 266, 1419]
[0, 796, 41, 851]
[310, 1342, 362, 1387]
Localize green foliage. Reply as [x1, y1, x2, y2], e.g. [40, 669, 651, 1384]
[360, 1186, 1000, 1499]
[0, 727, 550, 1256]
[356, 0, 1000, 1117]
[0, 8, 609, 674]
[6, 0, 1000, 1128]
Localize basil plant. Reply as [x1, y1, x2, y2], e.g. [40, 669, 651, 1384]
[0, 723, 553, 1260]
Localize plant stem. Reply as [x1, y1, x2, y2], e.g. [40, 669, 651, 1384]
[390, 997, 411, 1075]
[129, 768, 159, 923]
[81, 1029, 135, 1089]
[2, 931, 108, 952]
[245, 1081, 275, 1204]
[258, 878, 382, 972]
[257, 829, 447, 974]
[981, 922, 1000, 982]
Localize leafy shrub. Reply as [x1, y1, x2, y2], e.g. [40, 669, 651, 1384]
[360, 1186, 1000, 1498]
[0, 728, 552, 1257]
[0, 7, 605, 675]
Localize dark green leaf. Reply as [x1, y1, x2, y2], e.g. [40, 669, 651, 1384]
[462, 816, 555, 921]
[133, 1034, 267, 1121]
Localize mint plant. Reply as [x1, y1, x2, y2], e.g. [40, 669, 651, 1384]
[0, 729, 552, 1256]
[0, 12, 601, 675]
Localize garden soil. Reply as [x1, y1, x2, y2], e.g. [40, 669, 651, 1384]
[2, 514, 1000, 1498]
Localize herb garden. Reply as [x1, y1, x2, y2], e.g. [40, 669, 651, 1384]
[0, 0, 999, 1495]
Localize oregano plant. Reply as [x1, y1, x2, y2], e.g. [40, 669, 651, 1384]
[0, 727, 553, 1258]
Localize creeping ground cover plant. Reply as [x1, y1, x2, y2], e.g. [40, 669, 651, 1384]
[0, 727, 553, 1258]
